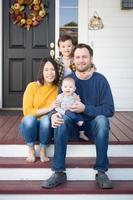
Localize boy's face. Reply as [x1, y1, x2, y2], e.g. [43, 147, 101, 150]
[59, 40, 73, 57]
[61, 80, 76, 96]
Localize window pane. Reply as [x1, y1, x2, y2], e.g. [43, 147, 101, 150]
[60, 8, 78, 27]
[59, 0, 78, 45]
[60, 0, 78, 7]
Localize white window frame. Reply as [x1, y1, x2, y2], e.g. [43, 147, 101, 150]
[55, 0, 89, 57]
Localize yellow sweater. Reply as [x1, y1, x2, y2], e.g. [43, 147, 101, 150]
[23, 82, 58, 117]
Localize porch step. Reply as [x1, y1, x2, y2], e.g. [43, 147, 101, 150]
[0, 157, 133, 181]
[0, 157, 133, 168]
[0, 180, 133, 195]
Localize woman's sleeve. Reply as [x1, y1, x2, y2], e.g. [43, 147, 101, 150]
[23, 83, 37, 116]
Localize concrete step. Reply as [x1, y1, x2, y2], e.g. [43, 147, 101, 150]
[0, 144, 133, 157]
[0, 157, 133, 180]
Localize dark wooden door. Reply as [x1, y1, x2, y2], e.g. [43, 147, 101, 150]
[3, 0, 55, 108]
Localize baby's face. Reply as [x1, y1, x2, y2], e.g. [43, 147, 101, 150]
[61, 80, 76, 96]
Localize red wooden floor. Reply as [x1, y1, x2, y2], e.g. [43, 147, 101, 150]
[0, 111, 133, 144]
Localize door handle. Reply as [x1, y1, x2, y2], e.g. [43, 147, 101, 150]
[50, 49, 55, 58]
[50, 42, 55, 48]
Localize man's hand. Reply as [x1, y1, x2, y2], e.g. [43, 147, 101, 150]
[69, 101, 85, 113]
[51, 113, 64, 128]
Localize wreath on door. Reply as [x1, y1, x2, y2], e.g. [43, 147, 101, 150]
[10, 0, 47, 31]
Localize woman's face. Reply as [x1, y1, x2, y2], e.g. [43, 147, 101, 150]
[43, 61, 56, 84]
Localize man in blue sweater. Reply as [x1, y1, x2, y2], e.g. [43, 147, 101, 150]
[42, 43, 115, 189]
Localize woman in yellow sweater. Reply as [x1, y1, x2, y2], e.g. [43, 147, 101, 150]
[19, 57, 59, 162]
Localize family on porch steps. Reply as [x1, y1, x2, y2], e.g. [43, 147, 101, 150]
[19, 35, 115, 189]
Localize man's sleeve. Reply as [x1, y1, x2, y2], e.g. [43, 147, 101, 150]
[84, 79, 115, 118]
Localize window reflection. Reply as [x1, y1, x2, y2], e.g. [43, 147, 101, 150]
[60, 0, 78, 7]
[60, 0, 78, 45]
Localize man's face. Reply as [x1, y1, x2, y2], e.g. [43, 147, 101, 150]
[74, 47, 92, 72]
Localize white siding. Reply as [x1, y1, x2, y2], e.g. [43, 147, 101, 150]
[87, 0, 133, 110]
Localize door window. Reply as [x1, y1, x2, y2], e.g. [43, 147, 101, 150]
[60, 0, 78, 45]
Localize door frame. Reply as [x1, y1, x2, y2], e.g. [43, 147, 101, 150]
[0, 0, 2, 108]
[0, 0, 89, 108]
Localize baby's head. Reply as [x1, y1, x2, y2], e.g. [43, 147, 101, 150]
[58, 35, 74, 57]
[61, 77, 76, 96]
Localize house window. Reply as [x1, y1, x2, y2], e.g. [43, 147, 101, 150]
[60, 0, 78, 45]
[121, 0, 133, 9]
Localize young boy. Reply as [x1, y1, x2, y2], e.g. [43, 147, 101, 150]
[55, 77, 88, 141]
[56, 34, 76, 84]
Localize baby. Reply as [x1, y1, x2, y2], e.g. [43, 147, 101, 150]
[55, 77, 88, 141]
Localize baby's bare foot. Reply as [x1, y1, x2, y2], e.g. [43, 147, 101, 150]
[80, 132, 89, 141]
[77, 121, 83, 126]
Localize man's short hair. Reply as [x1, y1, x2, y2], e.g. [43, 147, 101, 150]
[74, 43, 93, 57]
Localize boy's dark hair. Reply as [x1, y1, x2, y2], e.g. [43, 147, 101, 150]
[57, 34, 74, 47]
[73, 43, 93, 57]
[37, 57, 59, 85]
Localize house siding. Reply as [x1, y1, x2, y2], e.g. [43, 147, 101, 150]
[88, 0, 133, 110]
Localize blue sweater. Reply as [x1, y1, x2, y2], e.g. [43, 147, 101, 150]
[69, 72, 115, 121]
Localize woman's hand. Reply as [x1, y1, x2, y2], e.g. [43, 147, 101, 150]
[51, 113, 64, 128]
[36, 101, 57, 116]
[54, 100, 61, 108]
[50, 101, 56, 110]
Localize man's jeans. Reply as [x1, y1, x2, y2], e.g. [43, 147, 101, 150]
[19, 115, 53, 147]
[52, 115, 110, 172]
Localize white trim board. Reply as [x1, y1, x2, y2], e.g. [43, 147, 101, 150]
[0, 168, 133, 181]
[0, 144, 133, 157]
[0, 195, 133, 200]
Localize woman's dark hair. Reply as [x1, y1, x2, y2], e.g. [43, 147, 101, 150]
[73, 43, 93, 57]
[37, 57, 59, 85]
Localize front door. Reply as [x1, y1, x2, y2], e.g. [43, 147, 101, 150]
[3, 0, 55, 108]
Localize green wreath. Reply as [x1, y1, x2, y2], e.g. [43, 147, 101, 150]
[10, 0, 46, 31]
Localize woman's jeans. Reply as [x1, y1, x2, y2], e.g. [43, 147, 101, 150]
[19, 115, 53, 147]
[52, 115, 110, 172]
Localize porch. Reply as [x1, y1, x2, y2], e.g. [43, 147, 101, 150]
[0, 111, 133, 198]
[0, 111, 133, 145]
